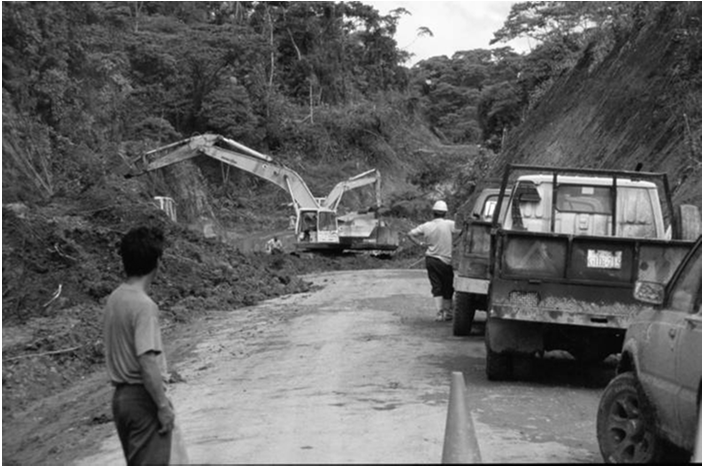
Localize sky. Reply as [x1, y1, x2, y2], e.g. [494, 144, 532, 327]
[365, 1, 533, 65]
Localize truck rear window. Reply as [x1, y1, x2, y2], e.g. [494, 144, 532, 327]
[554, 185, 657, 238]
[556, 186, 612, 214]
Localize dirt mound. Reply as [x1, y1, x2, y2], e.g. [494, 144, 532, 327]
[2, 177, 318, 416]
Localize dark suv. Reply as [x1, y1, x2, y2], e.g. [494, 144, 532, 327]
[596, 236, 701, 462]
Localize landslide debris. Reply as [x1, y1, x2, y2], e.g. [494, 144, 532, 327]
[2, 175, 421, 463]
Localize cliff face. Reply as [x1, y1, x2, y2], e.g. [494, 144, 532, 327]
[496, 4, 702, 207]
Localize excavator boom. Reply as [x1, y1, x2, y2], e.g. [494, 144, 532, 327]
[322, 169, 381, 211]
[131, 134, 319, 212]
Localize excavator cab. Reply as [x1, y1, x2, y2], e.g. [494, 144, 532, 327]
[296, 208, 340, 248]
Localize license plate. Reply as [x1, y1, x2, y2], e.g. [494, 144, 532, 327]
[587, 249, 622, 269]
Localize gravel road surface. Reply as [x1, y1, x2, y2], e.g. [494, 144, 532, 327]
[77, 269, 610, 464]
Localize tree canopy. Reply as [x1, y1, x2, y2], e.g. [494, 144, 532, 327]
[2, 1, 414, 201]
[3, 1, 667, 202]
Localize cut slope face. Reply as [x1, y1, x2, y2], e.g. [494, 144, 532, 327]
[496, 4, 702, 208]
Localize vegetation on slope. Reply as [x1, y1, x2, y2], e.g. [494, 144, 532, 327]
[494, 3, 702, 208]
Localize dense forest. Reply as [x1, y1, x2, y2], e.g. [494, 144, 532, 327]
[4, 1, 671, 209]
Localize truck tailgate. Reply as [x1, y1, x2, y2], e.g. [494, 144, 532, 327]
[490, 231, 694, 328]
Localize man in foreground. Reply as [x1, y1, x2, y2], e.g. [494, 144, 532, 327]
[104, 226, 176, 465]
[407, 200, 458, 321]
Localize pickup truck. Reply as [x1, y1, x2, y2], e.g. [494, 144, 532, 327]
[452, 188, 508, 335]
[456, 164, 701, 380]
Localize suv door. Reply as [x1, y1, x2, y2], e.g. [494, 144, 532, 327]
[637, 241, 701, 443]
[670, 244, 702, 449]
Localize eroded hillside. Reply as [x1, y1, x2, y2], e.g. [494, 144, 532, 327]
[494, 4, 702, 207]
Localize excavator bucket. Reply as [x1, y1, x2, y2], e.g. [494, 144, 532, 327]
[373, 225, 400, 250]
[338, 214, 399, 251]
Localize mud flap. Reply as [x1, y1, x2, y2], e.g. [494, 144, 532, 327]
[486, 318, 544, 354]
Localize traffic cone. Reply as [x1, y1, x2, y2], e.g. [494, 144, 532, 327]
[441, 371, 482, 464]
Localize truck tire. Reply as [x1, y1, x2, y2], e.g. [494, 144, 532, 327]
[453, 292, 477, 336]
[676, 204, 701, 240]
[597, 372, 665, 463]
[485, 322, 513, 381]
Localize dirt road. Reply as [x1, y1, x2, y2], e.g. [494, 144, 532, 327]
[76, 269, 609, 464]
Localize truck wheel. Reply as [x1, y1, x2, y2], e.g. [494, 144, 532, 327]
[676, 204, 701, 240]
[453, 292, 477, 336]
[485, 323, 512, 380]
[597, 372, 665, 463]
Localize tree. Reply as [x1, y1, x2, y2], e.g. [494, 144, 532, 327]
[478, 82, 522, 151]
[491, 1, 658, 55]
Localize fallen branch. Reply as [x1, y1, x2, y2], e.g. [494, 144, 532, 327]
[43, 284, 63, 308]
[3, 344, 84, 362]
[54, 243, 77, 262]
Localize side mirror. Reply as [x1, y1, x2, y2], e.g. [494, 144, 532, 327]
[634, 281, 665, 305]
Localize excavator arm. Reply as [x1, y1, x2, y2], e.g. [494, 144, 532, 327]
[126, 134, 398, 251]
[128, 134, 320, 213]
[321, 168, 382, 211]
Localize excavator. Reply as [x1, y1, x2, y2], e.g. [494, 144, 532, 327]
[318, 168, 395, 250]
[125, 134, 399, 252]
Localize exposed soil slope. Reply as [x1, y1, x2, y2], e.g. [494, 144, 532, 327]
[496, 4, 702, 208]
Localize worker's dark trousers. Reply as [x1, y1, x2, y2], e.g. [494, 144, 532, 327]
[425, 256, 454, 299]
[112, 384, 172, 466]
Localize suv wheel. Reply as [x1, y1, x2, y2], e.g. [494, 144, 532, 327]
[597, 372, 664, 463]
[453, 292, 477, 336]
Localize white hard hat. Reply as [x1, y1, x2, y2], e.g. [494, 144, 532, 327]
[432, 200, 448, 212]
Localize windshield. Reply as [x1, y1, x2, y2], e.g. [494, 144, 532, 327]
[318, 211, 337, 232]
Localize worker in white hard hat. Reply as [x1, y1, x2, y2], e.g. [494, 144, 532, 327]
[407, 200, 458, 322]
